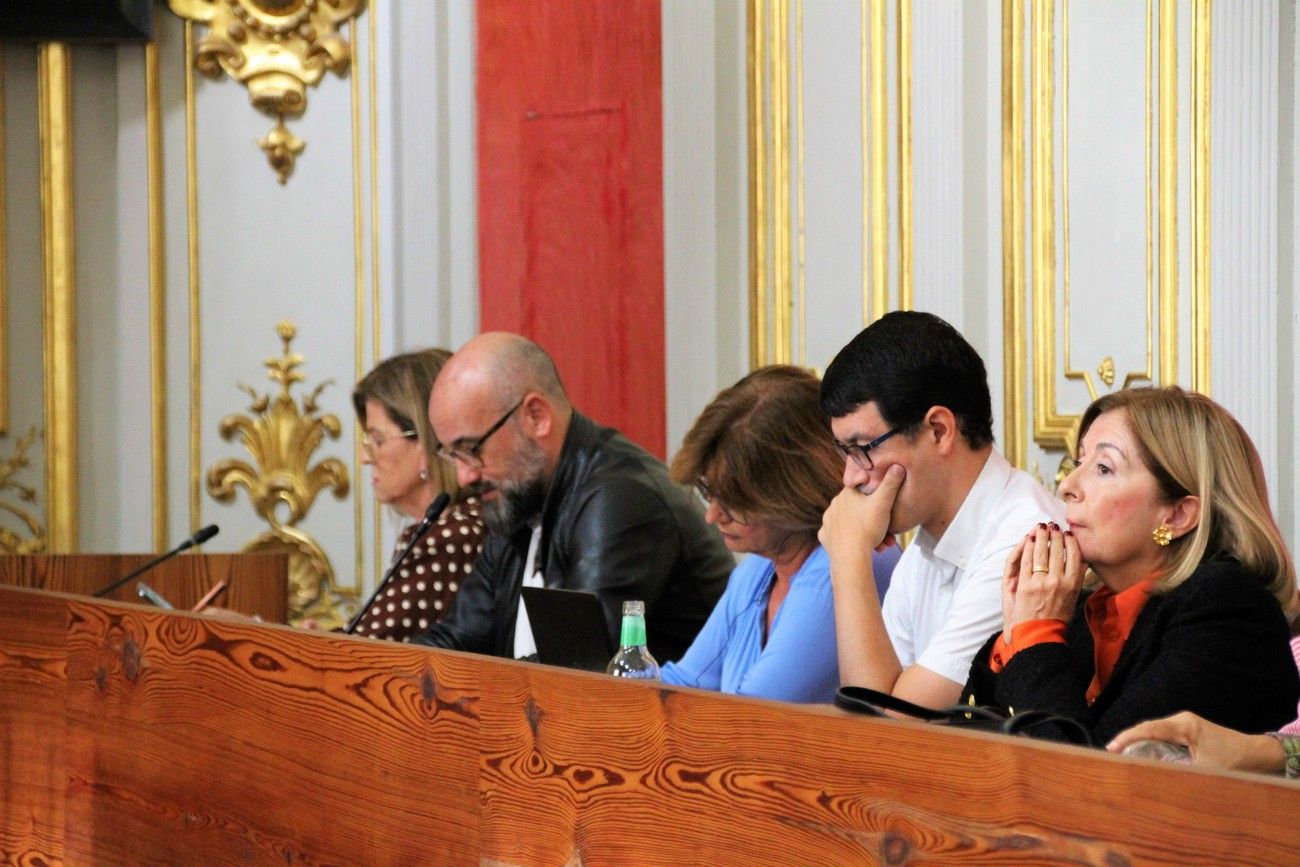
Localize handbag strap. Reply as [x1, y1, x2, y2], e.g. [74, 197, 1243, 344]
[834, 685, 950, 721]
[836, 685, 1095, 747]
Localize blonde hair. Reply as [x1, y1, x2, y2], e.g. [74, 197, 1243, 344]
[352, 348, 458, 499]
[1078, 387, 1296, 616]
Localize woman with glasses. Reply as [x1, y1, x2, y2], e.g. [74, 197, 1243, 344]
[349, 349, 485, 642]
[659, 366, 901, 703]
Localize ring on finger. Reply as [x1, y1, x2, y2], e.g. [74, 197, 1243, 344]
[1031, 564, 1049, 574]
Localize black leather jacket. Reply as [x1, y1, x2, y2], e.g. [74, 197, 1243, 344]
[412, 412, 733, 662]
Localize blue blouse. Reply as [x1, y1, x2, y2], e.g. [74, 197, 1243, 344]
[660, 544, 901, 703]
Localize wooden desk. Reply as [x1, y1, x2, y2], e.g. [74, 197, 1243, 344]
[2, 585, 1296, 865]
[0, 553, 288, 622]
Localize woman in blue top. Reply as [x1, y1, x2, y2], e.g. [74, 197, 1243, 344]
[661, 366, 901, 703]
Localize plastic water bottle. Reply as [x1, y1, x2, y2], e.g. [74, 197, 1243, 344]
[1120, 740, 1192, 763]
[605, 600, 659, 680]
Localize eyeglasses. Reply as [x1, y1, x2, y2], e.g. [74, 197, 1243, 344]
[361, 428, 418, 455]
[693, 478, 742, 524]
[834, 425, 903, 471]
[435, 398, 524, 469]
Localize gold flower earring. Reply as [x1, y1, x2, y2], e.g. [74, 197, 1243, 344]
[1152, 524, 1173, 547]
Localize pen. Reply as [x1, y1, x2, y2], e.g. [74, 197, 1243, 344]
[192, 580, 229, 612]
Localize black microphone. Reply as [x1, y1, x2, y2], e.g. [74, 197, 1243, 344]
[345, 492, 451, 635]
[93, 524, 221, 599]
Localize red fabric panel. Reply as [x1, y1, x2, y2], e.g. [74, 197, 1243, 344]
[477, 0, 665, 457]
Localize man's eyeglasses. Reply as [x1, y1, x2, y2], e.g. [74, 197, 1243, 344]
[361, 429, 418, 455]
[435, 398, 524, 470]
[693, 478, 742, 523]
[833, 426, 903, 471]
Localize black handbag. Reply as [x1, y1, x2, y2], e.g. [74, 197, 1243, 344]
[834, 685, 1094, 747]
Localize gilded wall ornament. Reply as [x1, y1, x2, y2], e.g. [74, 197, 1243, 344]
[168, 0, 366, 183]
[1097, 356, 1116, 388]
[206, 321, 351, 626]
[0, 427, 48, 554]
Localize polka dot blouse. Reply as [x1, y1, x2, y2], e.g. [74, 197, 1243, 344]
[352, 496, 485, 643]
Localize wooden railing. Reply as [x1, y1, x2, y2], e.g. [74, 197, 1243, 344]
[0, 553, 287, 622]
[2, 585, 1297, 865]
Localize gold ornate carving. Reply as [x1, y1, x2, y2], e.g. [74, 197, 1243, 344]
[167, 0, 366, 184]
[1097, 356, 1115, 388]
[0, 428, 47, 554]
[206, 321, 351, 626]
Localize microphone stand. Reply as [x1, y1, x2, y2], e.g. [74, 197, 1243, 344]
[93, 525, 220, 599]
[345, 493, 451, 635]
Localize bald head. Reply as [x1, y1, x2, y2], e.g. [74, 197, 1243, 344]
[436, 332, 569, 413]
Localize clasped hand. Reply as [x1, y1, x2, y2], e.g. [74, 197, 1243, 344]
[819, 463, 905, 563]
[1002, 523, 1085, 640]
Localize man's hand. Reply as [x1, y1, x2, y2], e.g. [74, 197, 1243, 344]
[820, 463, 906, 564]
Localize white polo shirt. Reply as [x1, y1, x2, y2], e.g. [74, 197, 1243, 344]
[881, 449, 1066, 686]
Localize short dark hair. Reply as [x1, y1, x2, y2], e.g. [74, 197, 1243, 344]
[671, 365, 841, 551]
[819, 310, 994, 449]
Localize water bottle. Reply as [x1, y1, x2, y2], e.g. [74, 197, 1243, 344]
[1120, 739, 1192, 763]
[605, 600, 659, 680]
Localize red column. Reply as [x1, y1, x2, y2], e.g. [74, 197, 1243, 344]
[477, 0, 665, 457]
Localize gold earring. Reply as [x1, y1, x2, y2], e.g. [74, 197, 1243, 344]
[1152, 524, 1172, 547]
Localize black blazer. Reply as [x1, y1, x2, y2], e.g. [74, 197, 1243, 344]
[962, 558, 1300, 745]
[413, 412, 733, 662]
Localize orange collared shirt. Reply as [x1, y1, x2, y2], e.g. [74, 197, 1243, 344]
[989, 577, 1157, 705]
[1082, 576, 1156, 703]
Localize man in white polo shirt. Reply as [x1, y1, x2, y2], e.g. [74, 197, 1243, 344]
[818, 311, 1065, 709]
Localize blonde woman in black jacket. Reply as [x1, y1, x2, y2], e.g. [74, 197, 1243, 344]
[961, 387, 1300, 745]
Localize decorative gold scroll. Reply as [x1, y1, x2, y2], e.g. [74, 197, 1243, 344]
[0, 428, 47, 554]
[167, 0, 366, 183]
[206, 321, 351, 626]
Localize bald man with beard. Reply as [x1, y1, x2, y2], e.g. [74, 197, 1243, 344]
[411, 333, 733, 664]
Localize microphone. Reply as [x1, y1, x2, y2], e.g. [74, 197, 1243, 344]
[345, 492, 451, 635]
[93, 524, 221, 599]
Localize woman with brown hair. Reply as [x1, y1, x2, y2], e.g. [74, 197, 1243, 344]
[659, 365, 900, 703]
[962, 386, 1300, 743]
[349, 349, 484, 642]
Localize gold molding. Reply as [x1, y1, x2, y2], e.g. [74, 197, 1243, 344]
[368, 7, 381, 594]
[38, 43, 77, 552]
[1191, 0, 1211, 394]
[795, 0, 806, 366]
[0, 51, 8, 436]
[1028, 0, 1071, 448]
[167, 0, 366, 184]
[897, 0, 913, 311]
[771, 0, 791, 364]
[185, 21, 202, 535]
[206, 321, 351, 625]
[748, 0, 767, 367]
[1001, 0, 1027, 468]
[869, 0, 888, 321]
[1158, 0, 1177, 386]
[350, 18, 366, 593]
[146, 39, 169, 552]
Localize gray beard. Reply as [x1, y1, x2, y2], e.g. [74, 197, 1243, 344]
[481, 475, 547, 537]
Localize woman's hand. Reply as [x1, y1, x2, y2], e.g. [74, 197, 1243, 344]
[1000, 533, 1033, 641]
[1108, 711, 1288, 775]
[819, 463, 906, 566]
[1005, 523, 1084, 632]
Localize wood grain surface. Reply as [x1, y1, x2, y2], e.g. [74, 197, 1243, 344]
[3, 585, 1298, 866]
[0, 553, 288, 622]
